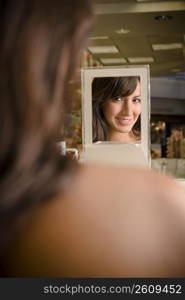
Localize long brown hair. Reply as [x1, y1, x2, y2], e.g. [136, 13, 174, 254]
[0, 0, 93, 256]
[92, 77, 141, 142]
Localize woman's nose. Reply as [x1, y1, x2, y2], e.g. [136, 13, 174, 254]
[121, 101, 132, 115]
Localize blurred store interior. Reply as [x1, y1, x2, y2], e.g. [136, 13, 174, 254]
[62, 0, 185, 179]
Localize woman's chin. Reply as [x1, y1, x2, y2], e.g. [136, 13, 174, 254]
[116, 126, 132, 134]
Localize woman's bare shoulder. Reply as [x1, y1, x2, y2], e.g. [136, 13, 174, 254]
[75, 164, 185, 203]
[7, 163, 185, 277]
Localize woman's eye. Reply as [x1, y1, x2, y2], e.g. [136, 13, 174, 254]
[112, 96, 123, 102]
[133, 98, 141, 103]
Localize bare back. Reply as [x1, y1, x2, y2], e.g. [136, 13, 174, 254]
[5, 164, 185, 277]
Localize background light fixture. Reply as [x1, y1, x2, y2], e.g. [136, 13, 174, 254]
[100, 58, 127, 64]
[152, 43, 183, 51]
[128, 57, 154, 63]
[115, 28, 130, 34]
[89, 36, 109, 40]
[88, 46, 119, 54]
[155, 15, 173, 21]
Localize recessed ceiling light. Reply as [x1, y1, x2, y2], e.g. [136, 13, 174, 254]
[100, 58, 127, 64]
[89, 36, 109, 40]
[88, 46, 119, 54]
[155, 15, 172, 21]
[128, 57, 154, 63]
[115, 28, 130, 34]
[137, 0, 166, 2]
[152, 43, 183, 51]
[171, 69, 181, 73]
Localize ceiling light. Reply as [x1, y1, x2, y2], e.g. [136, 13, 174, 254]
[137, 0, 151, 1]
[128, 57, 154, 63]
[115, 28, 130, 34]
[155, 15, 172, 21]
[89, 36, 109, 40]
[152, 43, 183, 51]
[100, 58, 127, 65]
[88, 46, 119, 54]
[171, 69, 181, 73]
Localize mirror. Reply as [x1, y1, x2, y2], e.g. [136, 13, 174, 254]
[92, 76, 141, 143]
[81, 66, 151, 167]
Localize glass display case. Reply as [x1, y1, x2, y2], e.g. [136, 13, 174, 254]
[151, 116, 185, 179]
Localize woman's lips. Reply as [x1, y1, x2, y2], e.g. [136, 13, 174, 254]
[116, 117, 132, 126]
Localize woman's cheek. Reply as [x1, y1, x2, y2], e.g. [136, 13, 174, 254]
[108, 103, 120, 116]
[135, 104, 142, 116]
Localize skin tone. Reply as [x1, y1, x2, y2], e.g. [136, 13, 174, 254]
[102, 80, 141, 142]
[6, 164, 185, 277]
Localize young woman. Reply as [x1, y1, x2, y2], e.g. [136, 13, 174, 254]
[92, 77, 141, 143]
[0, 0, 185, 277]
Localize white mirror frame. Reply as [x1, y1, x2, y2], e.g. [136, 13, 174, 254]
[81, 65, 151, 167]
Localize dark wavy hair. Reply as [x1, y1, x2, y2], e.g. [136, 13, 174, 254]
[0, 0, 93, 261]
[92, 76, 141, 142]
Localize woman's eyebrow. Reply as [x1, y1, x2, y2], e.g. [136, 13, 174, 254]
[133, 94, 141, 97]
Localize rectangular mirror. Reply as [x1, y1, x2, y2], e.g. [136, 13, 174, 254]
[92, 76, 141, 144]
[81, 66, 151, 167]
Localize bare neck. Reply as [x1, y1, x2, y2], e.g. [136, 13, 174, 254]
[106, 131, 136, 143]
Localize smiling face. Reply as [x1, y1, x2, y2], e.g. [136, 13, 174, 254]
[102, 80, 141, 141]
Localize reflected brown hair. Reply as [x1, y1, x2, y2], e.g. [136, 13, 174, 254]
[0, 0, 93, 255]
[92, 76, 141, 142]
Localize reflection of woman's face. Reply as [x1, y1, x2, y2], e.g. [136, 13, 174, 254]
[102, 81, 141, 137]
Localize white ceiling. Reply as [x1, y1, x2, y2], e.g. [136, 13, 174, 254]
[88, 0, 185, 77]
